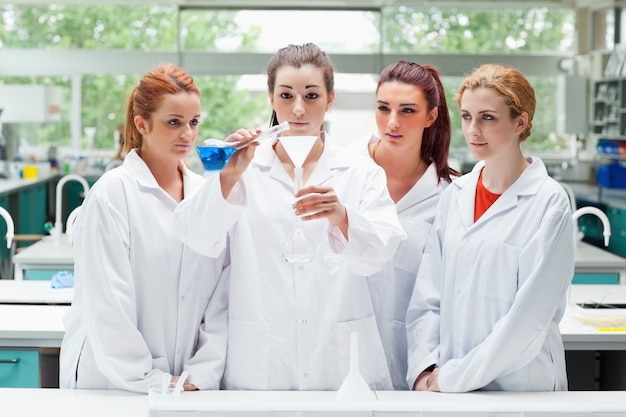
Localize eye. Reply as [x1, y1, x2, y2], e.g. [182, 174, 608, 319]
[305, 92, 319, 100]
[168, 119, 181, 126]
[401, 107, 416, 114]
[377, 105, 390, 112]
[280, 92, 292, 99]
[190, 118, 199, 126]
[461, 113, 471, 120]
[482, 114, 495, 121]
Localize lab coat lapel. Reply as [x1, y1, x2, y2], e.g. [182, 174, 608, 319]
[466, 157, 546, 228]
[396, 163, 439, 213]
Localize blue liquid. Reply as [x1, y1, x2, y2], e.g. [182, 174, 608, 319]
[196, 146, 237, 172]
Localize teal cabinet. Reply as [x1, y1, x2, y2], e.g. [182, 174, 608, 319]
[572, 273, 620, 284]
[0, 349, 39, 388]
[16, 183, 47, 235]
[0, 195, 10, 265]
[60, 177, 96, 225]
[607, 206, 626, 258]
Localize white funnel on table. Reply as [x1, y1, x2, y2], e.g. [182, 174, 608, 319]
[335, 331, 377, 402]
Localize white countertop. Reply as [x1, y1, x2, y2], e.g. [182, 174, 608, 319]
[0, 173, 58, 195]
[0, 284, 624, 351]
[0, 389, 625, 417]
[12, 235, 74, 265]
[0, 280, 73, 304]
[0, 304, 68, 347]
[575, 240, 626, 270]
[12, 234, 74, 280]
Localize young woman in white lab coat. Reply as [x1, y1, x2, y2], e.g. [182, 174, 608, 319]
[60, 64, 229, 393]
[348, 61, 459, 390]
[175, 43, 406, 390]
[406, 64, 575, 392]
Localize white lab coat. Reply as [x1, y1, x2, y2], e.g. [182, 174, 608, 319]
[406, 157, 575, 392]
[176, 134, 406, 390]
[59, 149, 229, 393]
[349, 136, 450, 390]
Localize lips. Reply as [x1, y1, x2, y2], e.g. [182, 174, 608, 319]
[386, 132, 402, 140]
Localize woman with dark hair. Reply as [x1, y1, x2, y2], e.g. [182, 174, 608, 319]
[175, 43, 406, 391]
[60, 64, 228, 393]
[350, 60, 459, 390]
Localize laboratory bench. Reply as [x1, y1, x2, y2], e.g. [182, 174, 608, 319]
[0, 388, 625, 417]
[1, 281, 626, 391]
[11, 234, 74, 280]
[0, 280, 71, 388]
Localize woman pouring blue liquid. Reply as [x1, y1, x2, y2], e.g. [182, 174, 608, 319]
[175, 43, 406, 390]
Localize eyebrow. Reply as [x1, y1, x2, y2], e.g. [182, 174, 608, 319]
[167, 113, 201, 118]
[377, 99, 418, 107]
[278, 84, 322, 89]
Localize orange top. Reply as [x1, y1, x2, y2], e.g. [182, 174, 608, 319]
[474, 168, 501, 222]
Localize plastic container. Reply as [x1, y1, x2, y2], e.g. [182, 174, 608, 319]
[597, 162, 626, 188]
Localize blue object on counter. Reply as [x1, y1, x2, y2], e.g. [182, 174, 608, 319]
[50, 270, 74, 288]
[597, 162, 626, 189]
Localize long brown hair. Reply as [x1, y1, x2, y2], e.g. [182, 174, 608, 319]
[123, 63, 200, 154]
[377, 60, 459, 183]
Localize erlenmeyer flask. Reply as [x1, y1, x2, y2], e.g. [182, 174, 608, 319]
[282, 213, 316, 263]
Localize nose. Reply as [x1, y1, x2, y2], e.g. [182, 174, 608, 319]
[387, 111, 400, 130]
[467, 119, 480, 137]
[293, 97, 305, 118]
[181, 123, 194, 140]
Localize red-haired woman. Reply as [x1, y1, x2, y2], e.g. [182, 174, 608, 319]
[60, 64, 228, 393]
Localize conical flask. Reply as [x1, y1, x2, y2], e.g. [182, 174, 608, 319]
[280, 136, 318, 263]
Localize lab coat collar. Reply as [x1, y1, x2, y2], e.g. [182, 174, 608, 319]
[454, 156, 548, 229]
[396, 163, 441, 213]
[366, 136, 444, 212]
[124, 148, 197, 203]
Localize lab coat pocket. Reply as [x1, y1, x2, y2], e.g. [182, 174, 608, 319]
[336, 315, 392, 390]
[222, 318, 271, 390]
[475, 239, 520, 304]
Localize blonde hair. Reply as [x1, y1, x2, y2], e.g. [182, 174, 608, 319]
[456, 64, 535, 141]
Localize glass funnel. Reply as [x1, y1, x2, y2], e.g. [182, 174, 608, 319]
[280, 136, 318, 263]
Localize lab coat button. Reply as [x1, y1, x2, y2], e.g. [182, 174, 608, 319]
[298, 265, 304, 271]
[456, 289, 461, 295]
[302, 320, 307, 324]
[304, 373, 309, 378]
[181, 295, 186, 301]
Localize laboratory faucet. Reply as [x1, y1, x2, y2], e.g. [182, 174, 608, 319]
[573, 206, 611, 247]
[52, 174, 90, 237]
[0, 206, 14, 249]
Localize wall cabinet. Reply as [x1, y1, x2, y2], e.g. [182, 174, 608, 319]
[593, 78, 626, 139]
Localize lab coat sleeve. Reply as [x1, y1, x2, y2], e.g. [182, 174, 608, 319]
[174, 173, 246, 257]
[331, 161, 406, 276]
[437, 204, 575, 393]
[184, 263, 229, 389]
[405, 209, 444, 388]
[79, 196, 164, 393]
